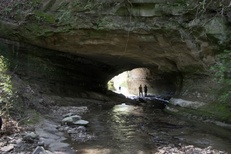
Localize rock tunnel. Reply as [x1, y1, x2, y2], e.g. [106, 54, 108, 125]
[0, 0, 228, 104]
[0, 36, 204, 102]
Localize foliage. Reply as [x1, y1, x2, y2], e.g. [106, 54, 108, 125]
[19, 109, 42, 125]
[0, 0, 41, 20]
[210, 49, 231, 104]
[169, 102, 231, 123]
[0, 55, 14, 117]
[107, 80, 115, 91]
[198, 102, 231, 123]
[195, 0, 231, 18]
[210, 50, 231, 82]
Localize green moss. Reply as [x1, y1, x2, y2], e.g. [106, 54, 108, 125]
[198, 103, 231, 123]
[21, 23, 54, 38]
[167, 102, 231, 123]
[34, 11, 56, 24]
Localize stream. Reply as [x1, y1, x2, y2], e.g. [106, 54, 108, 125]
[67, 103, 231, 154]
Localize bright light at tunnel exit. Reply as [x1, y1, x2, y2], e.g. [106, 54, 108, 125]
[107, 71, 135, 98]
[107, 68, 152, 98]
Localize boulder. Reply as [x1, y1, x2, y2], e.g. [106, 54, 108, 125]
[63, 113, 75, 118]
[61, 115, 81, 125]
[169, 98, 205, 109]
[77, 126, 87, 132]
[73, 120, 89, 126]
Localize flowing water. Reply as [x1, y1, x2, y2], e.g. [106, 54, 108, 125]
[68, 103, 231, 154]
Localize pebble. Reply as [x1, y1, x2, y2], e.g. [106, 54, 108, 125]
[38, 141, 45, 146]
[156, 145, 228, 154]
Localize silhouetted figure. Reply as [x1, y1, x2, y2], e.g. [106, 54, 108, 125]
[144, 85, 148, 97]
[0, 116, 2, 130]
[139, 85, 143, 97]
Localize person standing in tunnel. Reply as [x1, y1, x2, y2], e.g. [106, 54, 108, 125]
[144, 84, 148, 97]
[139, 85, 143, 97]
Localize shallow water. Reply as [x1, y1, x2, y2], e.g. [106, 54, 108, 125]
[73, 104, 155, 154]
[69, 103, 231, 154]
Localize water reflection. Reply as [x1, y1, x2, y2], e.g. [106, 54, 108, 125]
[72, 103, 231, 154]
[112, 103, 142, 115]
[79, 148, 111, 154]
[74, 104, 156, 154]
[109, 104, 155, 153]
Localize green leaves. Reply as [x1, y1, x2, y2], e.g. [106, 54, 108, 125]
[0, 55, 13, 116]
[210, 49, 231, 104]
[210, 49, 231, 82]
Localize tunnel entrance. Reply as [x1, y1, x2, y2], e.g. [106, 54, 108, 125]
[107, 68, 177, 100]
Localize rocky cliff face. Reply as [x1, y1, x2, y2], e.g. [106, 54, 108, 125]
[0, 0, 231, 103]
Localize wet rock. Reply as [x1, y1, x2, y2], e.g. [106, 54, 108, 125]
[156, 145, 228, 154]
[169, 98, 205, 109]
[77, 126, 87, 132]
[32, 146, 46, 154]
[63, 113, 76, 118]
[73, 120, 89, 125]
[63, 126, 70, 131]
[67, 129, 75, 134]
[38, 141, 45, 146]
[38, 98, 44, 103]
[53, 106, 88, 118]
[23, 132, 39, 143]
[1, 144, 14, 153]
[67, 126, 87, 134]
[62, 115, 81, 125]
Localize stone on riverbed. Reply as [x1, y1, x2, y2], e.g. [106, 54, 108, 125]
[169, 98, 205, 109]
[1, 144, 14, 153]
[32, 146, 46, 154]
[77, 126, 87, 132]
[62, 115, 81, 125]
[67, 126, 87, 134]
[63, 113, 76, 118]
[73, 120, 89, 125]
[22, 132, 39, 143]
[156, 145, 227, 154]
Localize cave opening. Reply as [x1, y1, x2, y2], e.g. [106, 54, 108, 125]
[107, 67, 179, 100]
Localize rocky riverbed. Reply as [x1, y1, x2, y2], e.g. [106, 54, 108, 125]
[0, 105, 91, 154]
[0, 100, 230, 154]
